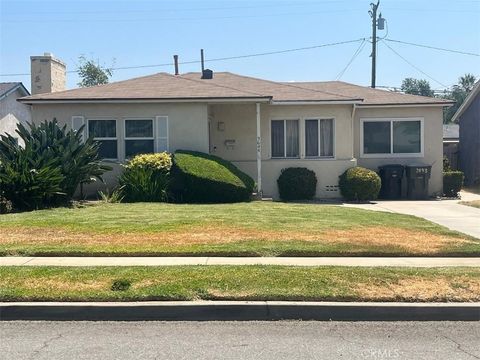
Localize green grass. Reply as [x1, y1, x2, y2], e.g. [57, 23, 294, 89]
[0, 266, 478, 302]
[0, 202, 478, 256]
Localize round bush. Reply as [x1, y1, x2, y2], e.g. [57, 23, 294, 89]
[119, 152, 172, 202]
[171, 150, 255, 203]
[339, 166, 381, 201]
[443, 171, 464, 197]
[277, 167, 317, 201]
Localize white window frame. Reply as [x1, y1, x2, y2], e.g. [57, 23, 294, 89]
[87, 118, 118, 160]
[360, 117, 424, 158]
[124, 118, 155, 158]
[270, 118, 300, 159]
[304, 117, 336, 159]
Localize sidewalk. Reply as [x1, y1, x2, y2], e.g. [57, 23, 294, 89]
[1, 256, 479, 267]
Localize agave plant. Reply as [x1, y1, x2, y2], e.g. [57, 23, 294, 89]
[0, 119, 111, 210]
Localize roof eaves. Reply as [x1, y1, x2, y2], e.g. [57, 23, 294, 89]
[451, 80, 480, 122]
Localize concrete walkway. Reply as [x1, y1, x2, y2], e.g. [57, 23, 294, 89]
[343, 191, 480, 239]
[1, 256, 479, 267]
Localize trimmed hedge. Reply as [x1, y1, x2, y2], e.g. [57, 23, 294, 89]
[277, 167, 317, 201]
[171, 150, 255, 203]
[443, 171, 464, 198]
[339, 166, 381, 201]
[119, 153, 172, 202]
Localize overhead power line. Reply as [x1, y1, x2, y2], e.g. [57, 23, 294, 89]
[384, 38, 480, 57]
[0, 39, 365, 77]
[380, 40, 448, 88]
[335, 39, 367, 80]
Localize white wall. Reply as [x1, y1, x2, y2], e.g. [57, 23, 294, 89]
[31, 102, 209, 195]
[209, 103, 356, 198]
[354, 106, 444, 196]
[0, 89, 32, 144]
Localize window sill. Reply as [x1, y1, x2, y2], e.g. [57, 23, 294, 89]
[360, 153, 424, 159]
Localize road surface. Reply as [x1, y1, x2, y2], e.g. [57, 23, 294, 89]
[1, 321, 479, 359]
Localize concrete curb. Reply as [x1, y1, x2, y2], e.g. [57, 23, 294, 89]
[1, 301, 479, 321]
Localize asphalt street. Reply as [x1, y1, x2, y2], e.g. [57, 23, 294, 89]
[1, 321, 479, 360]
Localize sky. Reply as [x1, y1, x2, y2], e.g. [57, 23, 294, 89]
[0, 0, 479, 92]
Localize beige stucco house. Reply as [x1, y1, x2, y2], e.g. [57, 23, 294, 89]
[19, 54, 453, 199]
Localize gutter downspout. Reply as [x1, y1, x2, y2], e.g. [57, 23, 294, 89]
[256, 103, 262, 198]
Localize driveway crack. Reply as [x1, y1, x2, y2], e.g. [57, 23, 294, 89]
[29, 333, 63, 359]
[442, 335, 480, 359]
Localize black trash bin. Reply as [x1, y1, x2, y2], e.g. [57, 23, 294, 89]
[378, 164, 404, 199]
[405, 165, 432, 200]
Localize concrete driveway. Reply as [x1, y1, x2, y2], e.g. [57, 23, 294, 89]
[344, 191, 480, 239]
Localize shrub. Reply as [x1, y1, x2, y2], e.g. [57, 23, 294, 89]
[339, 166, 381, 201]
[443, 171, 464, 197]
[0, 196, 12, 214]
[171, 150, 254, 203]
[111, 279, 131, 291]
[443, 156, 451, 171]
[277, 167, 317, 201]
[119, 153, 172, 202]
[0, 120, 110, 211]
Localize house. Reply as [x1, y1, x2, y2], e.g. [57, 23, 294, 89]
[452, 80, 480, 186]
[443, 124, 459, 170]
[0, 82, 31, 144]
[19, 53, 454, 199]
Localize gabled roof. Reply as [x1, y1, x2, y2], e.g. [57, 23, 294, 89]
[0, 82, 29, 100]
[285, 81, 454, 106]
[451, 80, 480, 123]
[18, 72, 453, 106]
[443, 124, 459, 139]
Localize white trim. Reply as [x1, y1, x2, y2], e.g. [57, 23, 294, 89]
[87, 118, 118, 160]
[303, 117, 336, 159]
[155, 116, 169, 153]
[255, 103, 262, 195]
[357, 103, 452, 108]
[360, 117, 424, 159]
[19, 97, 272, 105]
[270, 118, 301, 159]
[71, 116, 85, 141]
[271, 100, 363, 105]
[123, 118, 155, 158]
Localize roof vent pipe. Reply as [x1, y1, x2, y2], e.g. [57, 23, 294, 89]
[173, 55, 179, 75]
[200, 49, 205, 72]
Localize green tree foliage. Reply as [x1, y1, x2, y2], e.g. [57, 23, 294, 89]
[77, 55, 113, 87]
[441, 73, 477, 123]
[0, 120, 111, 210]
[401, 78, 434, 97]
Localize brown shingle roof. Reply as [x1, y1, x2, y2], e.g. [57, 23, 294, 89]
[285, 81, 453, 106]
[19, 72, 453, 106]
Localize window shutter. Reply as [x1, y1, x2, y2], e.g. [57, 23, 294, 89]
[155, 116, 169, 152]
[71, 116, 86, 142]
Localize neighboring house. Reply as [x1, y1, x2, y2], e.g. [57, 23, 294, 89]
[452, 80, 480, 186]
[443, 124, 459, 170]
[0, 82, 31, 144]
[19, 53, 453, 199]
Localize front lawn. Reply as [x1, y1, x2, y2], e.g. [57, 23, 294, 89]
[0, 266, 478, 302]
[0, 202, 479, 256]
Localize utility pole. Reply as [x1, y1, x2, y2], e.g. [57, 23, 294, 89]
[369, 1, 384, 88]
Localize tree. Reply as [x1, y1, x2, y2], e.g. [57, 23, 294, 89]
[77, 55, 113, 87]
[441, 73, 477, 123]
[400, 78, 434, 97]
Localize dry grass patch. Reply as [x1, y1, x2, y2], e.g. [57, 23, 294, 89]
[357, 276, 480, 302]
[0, 224, 472, 254]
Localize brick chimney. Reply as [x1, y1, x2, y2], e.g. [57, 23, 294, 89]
[30, 52, 66, 95]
